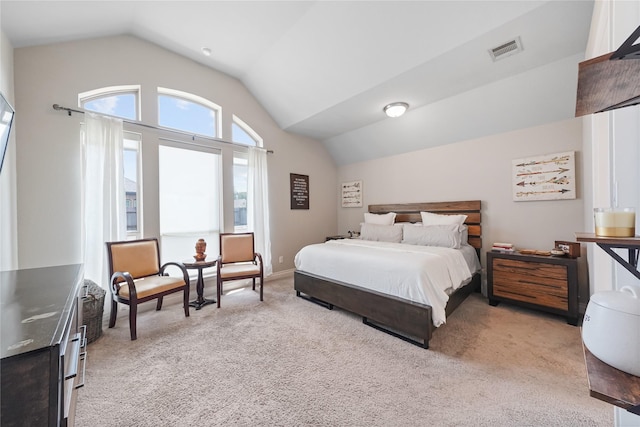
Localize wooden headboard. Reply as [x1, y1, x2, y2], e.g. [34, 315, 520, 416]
[368, 200, 482, 251]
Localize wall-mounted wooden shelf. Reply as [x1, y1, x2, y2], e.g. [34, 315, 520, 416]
[576, 232, 640, 415]
[575, 232, 640, 280]
[583, 345, 640, 415]
[575, 232, 640, 245]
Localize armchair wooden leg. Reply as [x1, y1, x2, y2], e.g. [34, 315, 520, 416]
[183, 288, 190, 317]
[252, 278, 256, 290]
[129, 302, 138, 341]
[217, 279, 222, 308]
[260, 277, 263, 301]
[156, 296, 163, 311]
[109, 300, 118, 328]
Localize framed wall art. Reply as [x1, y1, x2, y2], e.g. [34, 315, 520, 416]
[290, 173, 309, 210]
[341, 180, 362, 208]
[512, 151, 576, 201]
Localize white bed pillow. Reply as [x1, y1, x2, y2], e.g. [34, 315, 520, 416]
[460, 225, 469, 245]
[420, 211, 467, 228]
[360, 223, 403, 243]
[364, 212, 396, 225]
[402, 223, 462, 249]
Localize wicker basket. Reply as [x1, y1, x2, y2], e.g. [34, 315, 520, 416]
[82, 279, 106, 344]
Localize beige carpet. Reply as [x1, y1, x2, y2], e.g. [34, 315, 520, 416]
[76, 275, 612, 426]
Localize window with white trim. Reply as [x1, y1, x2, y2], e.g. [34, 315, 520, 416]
[232, 114, 261, 147]
[157, 87, 221, 138]
[158, 144, 221, 269]
[123, 133, 142, 239]
[79, 85, 140, 121]
[79, 86, 143, 238]
[78, 86, 267, 269]
[231, 115, 262, 232]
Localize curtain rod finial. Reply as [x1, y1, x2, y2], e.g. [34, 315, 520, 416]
[52, 104, 72, 116]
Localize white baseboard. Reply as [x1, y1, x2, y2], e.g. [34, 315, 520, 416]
[266, 268, 294, 281]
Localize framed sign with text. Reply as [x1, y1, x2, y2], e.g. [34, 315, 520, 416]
[290, 173, 309, 210]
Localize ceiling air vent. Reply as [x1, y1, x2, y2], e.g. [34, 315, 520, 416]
[489, 37, 523, 61]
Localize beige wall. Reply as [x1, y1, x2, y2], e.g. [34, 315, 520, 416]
[13, 35, 337, 272]
[337, 118, 588, 297]
[6, 33, 601, 307]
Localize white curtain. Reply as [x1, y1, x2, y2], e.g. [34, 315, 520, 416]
[82, 112, 126, 287]
[247, 147, 272, 276]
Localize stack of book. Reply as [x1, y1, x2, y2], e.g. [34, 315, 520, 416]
[492, 242, 515, 252]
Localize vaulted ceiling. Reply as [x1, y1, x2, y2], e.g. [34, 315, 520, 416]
[1, 1, 594, 165]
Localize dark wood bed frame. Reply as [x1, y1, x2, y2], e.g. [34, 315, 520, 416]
[294, 200, 482, 349]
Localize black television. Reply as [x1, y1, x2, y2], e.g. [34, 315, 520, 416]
[0, 92, 15, 173]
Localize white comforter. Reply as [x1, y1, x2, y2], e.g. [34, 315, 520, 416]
[294, 239, 480, 327]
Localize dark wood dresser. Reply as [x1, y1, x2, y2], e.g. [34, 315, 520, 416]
[1, 264, 86, 426]
[487, 251, 579, 325]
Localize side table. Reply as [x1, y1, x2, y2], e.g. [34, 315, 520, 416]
[487, 250, 579, 325]
[183, 259, 217, 310]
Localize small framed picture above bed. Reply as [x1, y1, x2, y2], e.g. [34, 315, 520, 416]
[341, 180, 362, 208]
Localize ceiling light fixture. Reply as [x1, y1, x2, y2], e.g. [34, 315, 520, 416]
[201, 47, 212, 57]
[383, 102, 409, 118]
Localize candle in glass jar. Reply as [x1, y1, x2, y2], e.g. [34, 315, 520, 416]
[594, 208, 636, 237]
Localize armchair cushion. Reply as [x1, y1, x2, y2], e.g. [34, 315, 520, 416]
[110, 239, 160, 279]
[220, 234, 255, 263]
[117, 276, 187, 300]
[219, 263, 261, 279]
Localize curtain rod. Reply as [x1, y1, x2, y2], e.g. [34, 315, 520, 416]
[52, 103, 274, 154]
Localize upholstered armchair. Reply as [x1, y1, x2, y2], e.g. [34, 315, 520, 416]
[216, 232, 264, 308]
[106, 238, 190, 340]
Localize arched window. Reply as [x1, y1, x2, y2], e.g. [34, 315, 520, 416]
[232, 114, 262, 147]
[157, 88, 221, 138]
[79, 85, 140, 120]
[79, 86, 142, 238]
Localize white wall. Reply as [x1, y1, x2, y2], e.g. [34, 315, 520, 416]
[338, 118, 587, 297]
[13, 35, 337, 272]
[325, 52, 584, 166]
[0, 29, 17, 271]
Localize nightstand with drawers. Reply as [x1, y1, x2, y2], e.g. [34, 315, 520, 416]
[487, 251, 579, 325]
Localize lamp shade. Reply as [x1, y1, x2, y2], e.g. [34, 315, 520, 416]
[383, 102, 408, 118]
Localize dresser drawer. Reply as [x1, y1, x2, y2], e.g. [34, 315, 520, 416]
[492, 258, 568, 310]
[487, 251, 579, 325]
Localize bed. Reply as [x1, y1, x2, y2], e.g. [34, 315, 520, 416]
[294, 200, 482, 349]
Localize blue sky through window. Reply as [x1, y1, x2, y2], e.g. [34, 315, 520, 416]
[83, 94, 139, 183]
[232, 123, 257, 146]
[85, 91, 260, 187]
[158, 95, 216, 137]
[84, 94, 136, 120]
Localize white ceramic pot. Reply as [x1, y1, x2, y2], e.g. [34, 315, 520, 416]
[582, 284, 640, 377]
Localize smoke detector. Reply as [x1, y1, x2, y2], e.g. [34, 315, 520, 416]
[489, 37, 523, 61]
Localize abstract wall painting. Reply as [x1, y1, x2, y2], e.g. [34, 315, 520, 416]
[512, 151, 576, 201]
